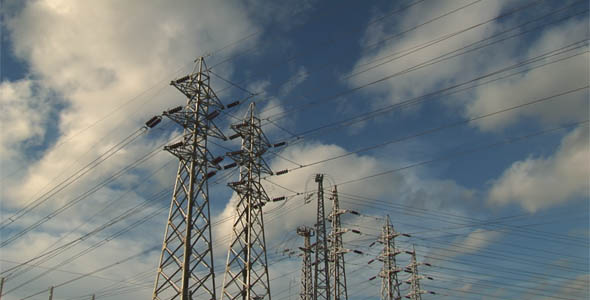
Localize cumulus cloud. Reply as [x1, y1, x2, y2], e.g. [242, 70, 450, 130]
[347, 1, 503, 106]
[487, 126, 589, 212]
[278, 66, 308, 97]
[214, 142, 386, 243]
[348, 1, 588, 134]
[536, 274, 590, 300]
[0, 79, 54, 161]
[425, 228, 502, 265]
[214, 138, 480, 255]
[2, 0, 260, 206]
[0, 1, 261, 298]
[466, 19, 589, 132]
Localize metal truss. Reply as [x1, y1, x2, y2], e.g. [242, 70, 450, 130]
[404, 245, 435, 300]
[296, 226, 314, 300]
[378, 216, 403, 300]
[328, 186, 348, 300]
[221, 102, 272, 300]
[152, 57, 225, 300]
[313, 174, 331, 300]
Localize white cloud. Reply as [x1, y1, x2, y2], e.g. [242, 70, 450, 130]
[2, 0, 260, 206]
[348, 1, 588, 134]
[0, 79, 62, 205]
[0, 79, 52, 160]
[487, 126, 589, 212]
[426, 228, 502, 264]
[347, 1, 503, 106]
[278, 66, 308, 97]
[214, 142, 386, 243]
[466, 19, 589, 132]
[537, 274, 590, 300]
[0, 1, 262, 298]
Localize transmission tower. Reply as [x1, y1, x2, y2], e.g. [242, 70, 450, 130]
[221, 102, 273, 300]
[328, 186, 348, 300]
[378, 215, 404, 300]
[152, 57, 225, 300]
[296, 226, 314, 300]
[313, 174, 331, 300]
[404, 245, 434, 300]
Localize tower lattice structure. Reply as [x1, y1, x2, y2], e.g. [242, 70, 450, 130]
[296, 226, 314, 300]
[153, 57, 225, 300]
[221, 102, 273, 300]
[328, 186, 348, 300]
[313, 174, 331, 300]
[378, 216, 403, 300]
[404, 245, 434, 300]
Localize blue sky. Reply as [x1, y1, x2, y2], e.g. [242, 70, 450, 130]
[0, 0, 588, 299]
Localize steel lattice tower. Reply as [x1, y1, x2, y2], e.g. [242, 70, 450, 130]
[221, 102, 272, 300]
[296, 226, 314, 300]
[404, 246, 434, 299]
[328, 186, 347, 300]
[313, 174, 331, 300]
[379, 216, 402, 300]
[405, 246, 421, 300]
[152, 57, 225, 300]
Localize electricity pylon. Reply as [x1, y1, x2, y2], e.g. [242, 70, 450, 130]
[328, 186, 347, 300]
[296, 226, 314, 300]
[378, 216, 403, 300]
[404, 245, 435, 300]
[221, 102, 272, 300]
[313, 174, 331, 300]
[153, 57, 225, 300]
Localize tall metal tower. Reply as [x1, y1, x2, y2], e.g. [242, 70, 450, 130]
[296, 226, 314, 300]
[328, 186, 347, 300]
[221, 102, 273, 300]
[152, 57, 225, 300]
[313, 174, 331, 300]
[378, 216, 403, 300]
[404, 246, 434, 300]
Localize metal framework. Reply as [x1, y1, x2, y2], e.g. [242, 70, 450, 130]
[328, 186, 348, 300]
[313, 174, 331, 300]
[379, 216, 402, 300]
[297, 226, 314, 300]
[153, 57, 225, 300]
[221, 102, 272, 300]
[404, 246, 434, 299]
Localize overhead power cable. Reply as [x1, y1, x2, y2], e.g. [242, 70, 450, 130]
[255, 0, 568, 116]
[266, 120, 588, 201]
[5, 0, 580, 237]
[17, 246, 159, 300]
[262, 14, 589, 123]
[339, 194, 590, 253]
[0, 135, 173, 248]
[267, 86, 588, 178]
[0, 127, 147, 230]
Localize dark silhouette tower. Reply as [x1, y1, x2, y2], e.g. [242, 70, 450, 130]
[313, 174, 331, 300]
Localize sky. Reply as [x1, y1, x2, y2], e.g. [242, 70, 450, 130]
[0, 0, 588, 299]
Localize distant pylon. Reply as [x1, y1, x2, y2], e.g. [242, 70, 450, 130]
[152, 57, 225, 300]
[297, 226, 314, 300]
[221, 102, 273, 300]
[378, 216, 404, 300]
[404, 245, 435, 300]
[328, 186, 347, 300]
[313, 174, 331, 300]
